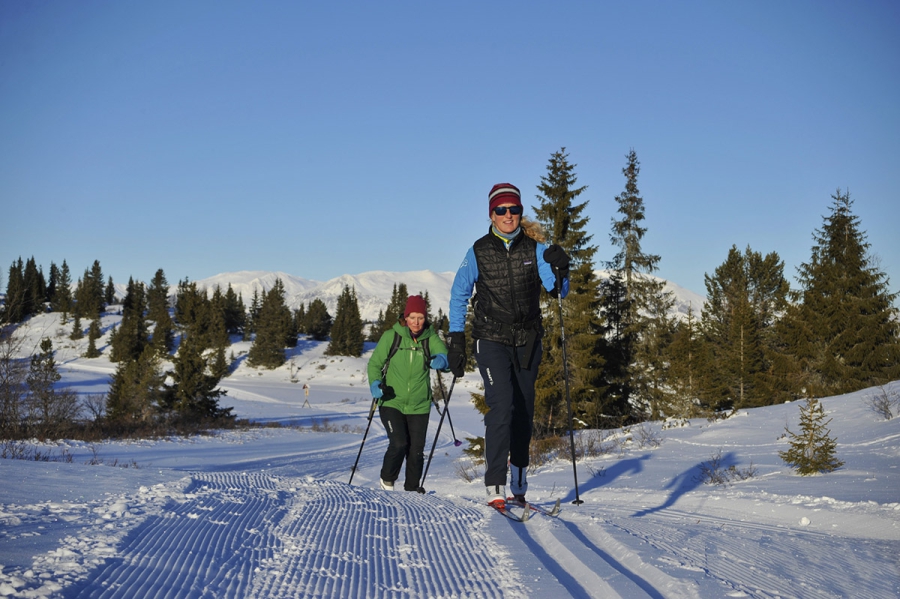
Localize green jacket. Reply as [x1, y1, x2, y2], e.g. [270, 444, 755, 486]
[367, 322, 448, 415]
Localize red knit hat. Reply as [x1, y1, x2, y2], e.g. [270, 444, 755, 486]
[488, 183, 522, 214]
[404, 294, 427, 318]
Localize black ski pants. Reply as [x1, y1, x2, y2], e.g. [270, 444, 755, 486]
[379, 405, 430, 491]
[475, 338, 541, 487]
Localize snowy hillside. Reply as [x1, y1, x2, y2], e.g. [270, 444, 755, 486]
[1, 311, 898, 598]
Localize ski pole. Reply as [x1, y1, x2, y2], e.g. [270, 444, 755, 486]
[349, 396, 378, 485]
[419, 372, 456, 489]
[444, 400, 463, 447]
[556, 271, 583, 505]
[434, 370, 462, 447]
[434, 321, 462, 447]
[430, 391, 459, 445]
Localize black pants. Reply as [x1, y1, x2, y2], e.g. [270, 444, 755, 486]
[379, 406, 429, 491]
[475, 338, 541, 487]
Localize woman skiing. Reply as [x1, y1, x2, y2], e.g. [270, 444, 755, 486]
[367, 295, 449, 492]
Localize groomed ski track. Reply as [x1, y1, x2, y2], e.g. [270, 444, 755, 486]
[45, 469, 897, 599]
[61, 472, 690, 599]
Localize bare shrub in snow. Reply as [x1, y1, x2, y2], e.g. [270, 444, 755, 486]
[695, 449, 757, 486]
[864, 384, 899, 420]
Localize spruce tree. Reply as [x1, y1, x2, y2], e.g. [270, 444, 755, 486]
[369, 283, 408, 341]
[107, 345, 165, 423]
[46, 262, 59, 305]
[105, 276, 116, 305]
[784, 190, 900, 396]
[4, 259, 25, 323]
[666, 304, 706, 417]
[148, 269, 174, 356]
[85, 319, 102, 358]
[23, 257, 44, 317]
[175, 279, 212, 351]
[247, 279, 294, 368]
[70, 312, 84, 340]
[210, 345, 229, 379]
[147, 269, 170, 322]
[700, 245, 791, 410]
[532, 148, 606, 432]
[165, 333, 230, 420]
[109, 277, 149, 363]
[75, 261, 105, 319]
[223, 284, 246, 336]
[245, 288, 261, 340]
[209, 286, 232, 350]
[368, 309, 385, 342]
[600, 149, 677, 420]
[294, 304, 307, 335]
[779, 397, 844, 475]
[326, 285, 365, 357]
[637, 284, 677, 419]
[51, 260, 73, 321]
[304, 298, 333, 342]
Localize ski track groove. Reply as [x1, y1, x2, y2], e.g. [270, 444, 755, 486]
[248, 480, 524, 598]
[67, 472, 288, 598]
[601, 508, 899, 598]
[502, 511, 699, 599]
[33, 468, 894, 598]
[63, 471, 529, 597]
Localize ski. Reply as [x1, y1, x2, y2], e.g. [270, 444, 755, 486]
[508, 497, 561, 517]
[490, 501, 532, 522]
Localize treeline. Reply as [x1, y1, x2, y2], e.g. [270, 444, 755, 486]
[0, 246, 449, 439]
[1, 261, 357, 438]
[528, 148, 900, 434]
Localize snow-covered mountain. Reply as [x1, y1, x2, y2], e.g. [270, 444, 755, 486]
[188, 269, 706, 323]
[190, 270, 455, 322]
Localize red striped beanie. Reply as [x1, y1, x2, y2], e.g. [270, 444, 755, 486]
[488, 183, 522, 214]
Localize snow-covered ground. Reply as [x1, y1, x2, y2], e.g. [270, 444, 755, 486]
[2, 311, 899, 598]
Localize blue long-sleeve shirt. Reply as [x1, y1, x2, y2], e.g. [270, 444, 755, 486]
[448, 238, 569, 333]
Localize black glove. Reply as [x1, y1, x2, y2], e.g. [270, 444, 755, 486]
[544, 244, 570, 290]
[380, 383, 396, 402]
[446, 332, 467, 378]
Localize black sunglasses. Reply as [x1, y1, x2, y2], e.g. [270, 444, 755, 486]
[493, 205, 523, 216]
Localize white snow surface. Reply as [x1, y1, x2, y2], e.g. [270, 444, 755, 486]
[2, 311, 899, 598]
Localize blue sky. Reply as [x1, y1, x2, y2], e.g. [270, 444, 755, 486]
[2, 1, 898, 298]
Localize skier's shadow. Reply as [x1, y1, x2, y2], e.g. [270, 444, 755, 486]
[631, 452, 739, 517]
[562, 453, 651, 504]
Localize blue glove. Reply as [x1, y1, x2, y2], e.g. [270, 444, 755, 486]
[370, 380, 384, 399]
[429, 354, 449, 371]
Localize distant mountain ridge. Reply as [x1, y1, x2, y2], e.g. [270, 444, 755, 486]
[189, 269, 706, 323]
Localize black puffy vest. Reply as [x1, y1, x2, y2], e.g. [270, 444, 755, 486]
[471, 228, 543, 346]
